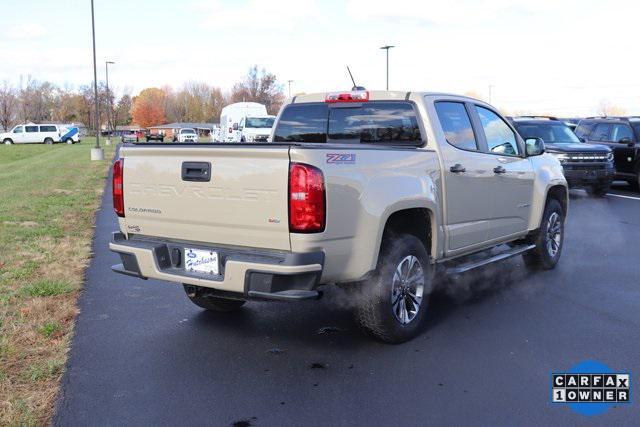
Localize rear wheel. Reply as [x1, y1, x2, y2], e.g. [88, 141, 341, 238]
[3, 138, 12, 145]
[66, 138, 74, 144]
[183, 285, 246, 312]
[355, 233, 433, 343]
[523, 198, 564, 270]
[44, 137, 54, 145]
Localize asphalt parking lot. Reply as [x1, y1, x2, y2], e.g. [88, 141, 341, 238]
[53, 180, 640, 426]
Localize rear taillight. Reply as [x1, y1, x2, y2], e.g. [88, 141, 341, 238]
[112, 159, 124, 217]
[289, 163, 325, 233]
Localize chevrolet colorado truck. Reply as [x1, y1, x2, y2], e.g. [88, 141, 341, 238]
[110, 90, 568, 343]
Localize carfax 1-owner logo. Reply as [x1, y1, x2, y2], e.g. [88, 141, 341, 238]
[551, 360, 632, 416]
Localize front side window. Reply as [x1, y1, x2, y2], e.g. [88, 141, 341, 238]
[476, 106, 519, 156]
[574, 122, 595, 139]
[13, 126, 23, 133]
[434, 102, 477, 151]
[25, 126, 38, 133]
[513, 123, 580, 144]
[611, 124, 634, 142]
[328, 102, 422, 144]
[590, 123, 612, 141]
[245, 117, 275, 128]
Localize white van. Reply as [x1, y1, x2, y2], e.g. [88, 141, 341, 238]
[219, 102, 269, 142]
[238, 116, 276, 142]
[1, 124, 81, 145]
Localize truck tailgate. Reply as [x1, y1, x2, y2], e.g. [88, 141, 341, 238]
[120, 145, 291, 251]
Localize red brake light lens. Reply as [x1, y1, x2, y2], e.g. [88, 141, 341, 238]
[112, 159, 124, 217]
[289, 163, 325, 233]
[325, 90, 369, 103]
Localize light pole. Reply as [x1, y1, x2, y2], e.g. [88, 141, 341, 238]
[90, 0, 103, 160]
[287, 80, 294, 97]
[105, 60, 115, 145]
[380, 45, 395, 90]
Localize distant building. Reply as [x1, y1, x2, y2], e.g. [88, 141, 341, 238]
[146, 122, 218, 140]
[114, 125, 145, 136]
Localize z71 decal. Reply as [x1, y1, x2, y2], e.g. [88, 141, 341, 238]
[326, 153, 356, 164]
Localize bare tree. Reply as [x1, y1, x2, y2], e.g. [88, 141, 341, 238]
[0, 81, 17, 131]
[230, 66, 285, 115]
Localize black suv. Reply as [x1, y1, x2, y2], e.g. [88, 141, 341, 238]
[574, 117, 640, 190]
[510, 117, 614, 196]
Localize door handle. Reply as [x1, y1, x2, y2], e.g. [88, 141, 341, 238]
[493, 166, 506, 174]
[182, 161, 211, 182]
[450, 163, 466, 173]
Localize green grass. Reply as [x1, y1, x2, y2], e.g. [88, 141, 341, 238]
[0, 139, 115, 425]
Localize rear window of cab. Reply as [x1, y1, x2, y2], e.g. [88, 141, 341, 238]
[273, 101, 422, 145]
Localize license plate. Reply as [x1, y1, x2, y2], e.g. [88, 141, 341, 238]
[184, 248, 219, 275]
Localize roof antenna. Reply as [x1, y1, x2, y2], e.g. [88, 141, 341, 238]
[347, 66, 366, 91]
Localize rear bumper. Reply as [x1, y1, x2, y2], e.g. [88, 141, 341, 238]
[109, 232, 324, 301]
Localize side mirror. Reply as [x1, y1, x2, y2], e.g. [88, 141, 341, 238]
[232, 123, 239, 131]
[238, 126, 243, 131]
[578, 136, 586, 143]
[525, 137, 545, 156]
[619, 137, 632, 144]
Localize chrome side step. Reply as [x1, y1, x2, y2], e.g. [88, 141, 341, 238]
[445, 244, 535, 275]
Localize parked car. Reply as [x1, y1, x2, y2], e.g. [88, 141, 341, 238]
[109, 90, 568, 343]
[1, 123, 80, 145]
[121, 130, 139, 143]
[574, 117, 640, 190]
[173, 128, 199, 143]
[145, 131, 164, 142]
[510, 116, 614, 196]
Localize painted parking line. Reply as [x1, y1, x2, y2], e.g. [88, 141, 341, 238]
[607, 193, 640, 201]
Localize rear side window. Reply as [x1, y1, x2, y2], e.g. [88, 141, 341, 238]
[39, 125, 56, 132]
[273, 102, 422, 144]
[434, 102, 477, 151]
[590, 123, 612, 141]
[611, 124, 634, 142]
[328, 102, 422, 144]
[25, 126, 38, 133]
[273, 104, 328, 143]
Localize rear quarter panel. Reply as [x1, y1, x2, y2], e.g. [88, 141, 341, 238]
[289, 146, 441, 283]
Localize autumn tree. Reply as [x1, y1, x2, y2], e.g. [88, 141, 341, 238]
[230, 66, 285, 115]
[131, 87, 166, 127]
[597, 100, 626, 117]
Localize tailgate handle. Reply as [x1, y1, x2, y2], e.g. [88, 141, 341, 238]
[182, 162, 211, 182]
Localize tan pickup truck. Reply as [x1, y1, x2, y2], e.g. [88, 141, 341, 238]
[110, 90, 568, 343]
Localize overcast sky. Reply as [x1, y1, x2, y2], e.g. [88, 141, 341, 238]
[1, 0, 639, 115]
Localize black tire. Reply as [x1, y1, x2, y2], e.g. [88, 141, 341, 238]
[355, 233, 433, 344]
[3, 138, 12, 145]
[66, 138, 74, 144]
[586, 183, 610, 197]
[523, 198, 564, 270]
[183, 285, 246, 312]
[44, 137, 54, 145]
